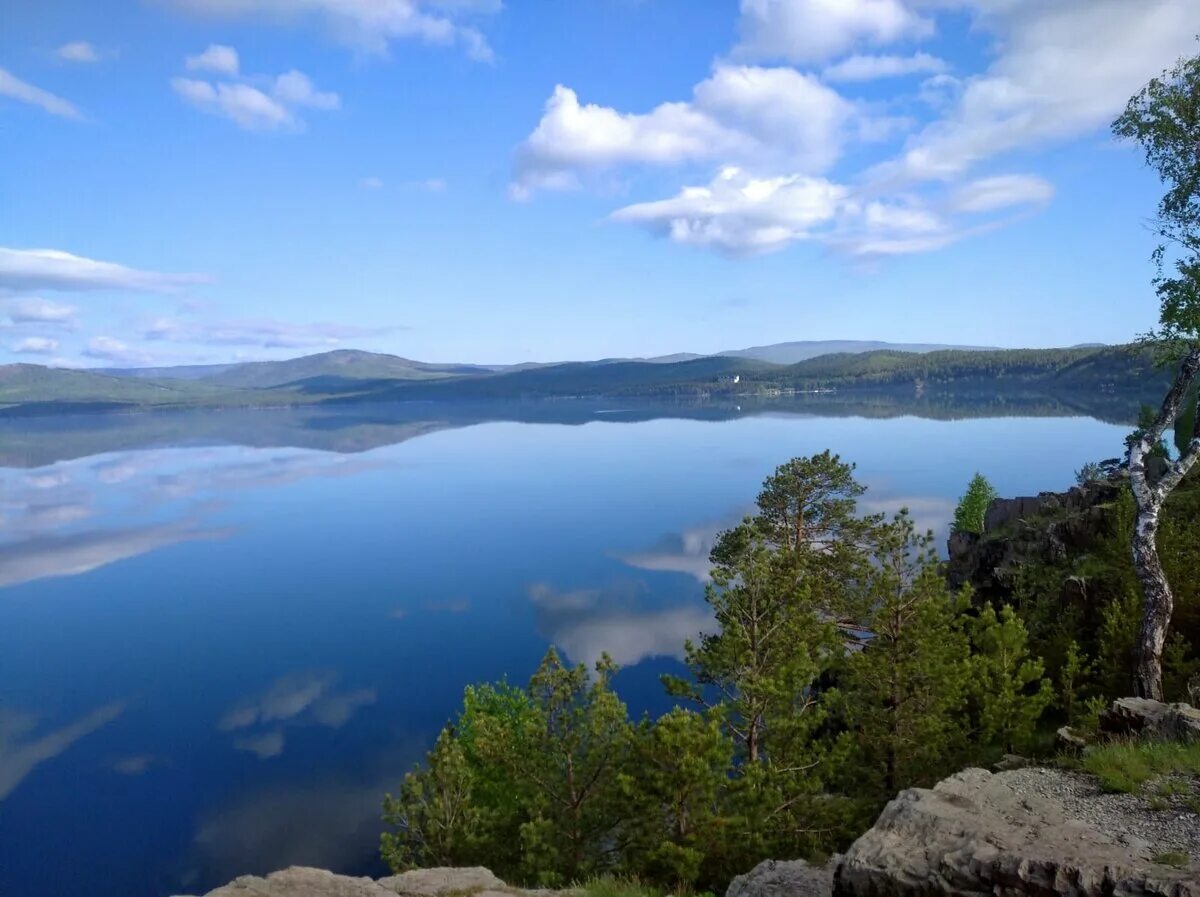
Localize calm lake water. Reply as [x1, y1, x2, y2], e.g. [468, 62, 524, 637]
[0, 400, 1131, 897]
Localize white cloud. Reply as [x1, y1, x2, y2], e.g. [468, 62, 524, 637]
[12, 337, 60, 355]
[0, 247, 207, 293]
[172, 57, 338, 131]
[823, 51, 946, 82]
[948, 173, 1054, 213]
[512, 85, 743, 198]
[4, 297, 77, 326]
[0, 67, 80, 119]
[83, 336, 155, 364]
[56, 41, 101, 63]
[172, 77, 294, 130]
[735, 0, 933, 64]
[359, 176, 384, 189]
[512, 66, 854, 197]
[611, 166, 849, 257]
[162, 0, 498, 61]
[883, 0, 1200, 181]
[272, 70, 339, 109]
[186, 43, 240, 76]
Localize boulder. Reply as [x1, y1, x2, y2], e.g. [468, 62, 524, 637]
[835, 768, 1197, 897]
[1099, 697, 1200, 743]
[204, 867, 515, 897]
[1055, 724, 1088, 752]
[378, 868, 508, 897]
[726, 858, 835, 897]
[204, 867, 398, 897]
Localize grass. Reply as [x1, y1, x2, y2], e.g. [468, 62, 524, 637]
[1152, 850, 1190, 869]
[578, 877, 663, 897]
[1081, 739, 1200, 794]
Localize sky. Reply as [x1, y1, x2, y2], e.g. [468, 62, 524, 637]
[2, 0, 1198, 367]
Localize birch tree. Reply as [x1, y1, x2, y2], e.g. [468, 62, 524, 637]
[1114, 48, 1200, 700]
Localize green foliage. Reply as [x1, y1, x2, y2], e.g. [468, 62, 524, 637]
[953, 473, 997, 535]
[1113, 46, 1200, 341]
[1057, 641, 1092, 725]
[619, 710, 732, 890]
[1082, 738, 1200, 794]
[382, 649, 636, 886]
[383, 452, 1085, 892]
[577, 877, 663, 897]
[968, 605, 1053, 754]
[834, 514, 972, 801]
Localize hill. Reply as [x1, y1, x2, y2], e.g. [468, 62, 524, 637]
[716, 340, 999, 364]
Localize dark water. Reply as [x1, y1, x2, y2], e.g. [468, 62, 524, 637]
[0, 399, 1130, 897]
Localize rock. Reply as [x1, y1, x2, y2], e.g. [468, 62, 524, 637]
[726, 858, 835, 897]
[204, 867, 398, 897]
[1056, 724, 1088, 751]
[204, 867, 516, 897]
[1100, 697, 1200, 743]
[994, 753, 1029, 771]
[378, 868, 507, 897]
[835, 768, 1197, 897]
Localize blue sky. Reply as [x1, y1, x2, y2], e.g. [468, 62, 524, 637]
[2, 0, 1198, 367]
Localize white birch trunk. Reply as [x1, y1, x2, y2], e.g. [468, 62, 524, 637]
[1127, 345, 1200, 700]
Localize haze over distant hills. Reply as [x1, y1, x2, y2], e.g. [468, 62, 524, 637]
[3, 338, 1176, 419]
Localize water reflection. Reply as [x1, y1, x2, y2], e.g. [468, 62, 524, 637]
[529, 581, 715, 668]
[219, 672, 378, 761]
[0, 703, 124, 801]
[0, 401, 1134, 897]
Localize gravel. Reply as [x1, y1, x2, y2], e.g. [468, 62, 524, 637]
[1003, 766, 1200, 858]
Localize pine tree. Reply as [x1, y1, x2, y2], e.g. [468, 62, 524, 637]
[969, 605, 1053, 754]
[835, 512, 972, 802]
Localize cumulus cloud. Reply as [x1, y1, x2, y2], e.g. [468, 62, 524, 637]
[161, 0, 499, 62]
[171, 50, 339, 131]
[12, 337, 60, 355]
[4, 296, 77, 327]
[186, 43, 240, 76]
[172, 77, 295, 130]
[611, 163, 1053, 258]
[0, 247, 207, 293]
[734, 0, 933, 64]
[56, 41, 101, 63]
[512, 66, 854, 197]
[272, 70, 340, 109]
[611, 166, 848, 257]
[822, 51, 946, 82]
[0, 67, 80, 119]
[142, 316, 396, 348]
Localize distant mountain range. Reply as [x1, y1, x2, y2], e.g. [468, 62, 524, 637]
[2, 340, 1171, 418]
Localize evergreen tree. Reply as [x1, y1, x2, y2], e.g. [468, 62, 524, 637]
[952, 472, 997, 535]
[835, 513, 971, 802]
[969, 605, 1053, 754]
[620, 708, 733, 889]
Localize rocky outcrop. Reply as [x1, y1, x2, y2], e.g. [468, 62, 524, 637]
[203, 866, 519, 897]
[727, 859, 837, 897]
[835, 768, 1197, 897]
[946, 477, 1123, 605]
[1100, 697, 1200, 743]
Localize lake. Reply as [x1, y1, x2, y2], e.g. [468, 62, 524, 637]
[0, 399, 1131, 897]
